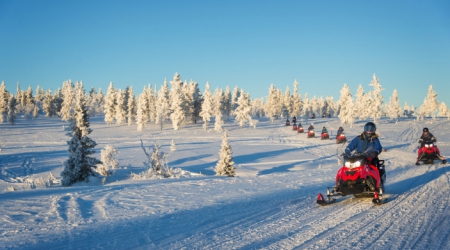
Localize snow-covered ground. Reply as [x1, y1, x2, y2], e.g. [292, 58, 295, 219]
[1, 116, 449, 249]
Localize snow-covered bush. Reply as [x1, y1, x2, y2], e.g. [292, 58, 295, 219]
[138, 139, 172, 178]
[97, 145, 119, 176]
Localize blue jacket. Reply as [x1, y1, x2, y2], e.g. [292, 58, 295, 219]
[345, 133, 382, 156]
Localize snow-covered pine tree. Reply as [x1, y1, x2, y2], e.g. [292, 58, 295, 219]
[42, 89, 55, 117]
[385, 89, 402, 121]
[438, 102, 450, 120]
[301, 93, 312, 119]
[199, 82, 214, 130]
[325, 96, 337, 117]
[418, 85, 439, 120]
[0, 81, 7, 123]
[33, 105, 39, 119]
[368, 74, 384, 123]
[136, 92, 148, 131]
[231, 86, 240, 113]
[264, 84, 279, 122]
[337, 84, 355, 127]
[234, 90, 253, 128]
[126, 86, 135, 126]
[251, 98, 265, 118]
[224, 86, 232, 121]
[215, 130, 235, 177]
[60, 80, 74, 121]
[95, 88, 104, 116]
[115, 89, 126, 125]
[291, 80, 302, 118]
[283, 86, 292, 118]
[169, 73, 186, 130]
[61, 83, 101, 186]
[146, 84, 156, 124]
[354, 84, 365, 119]
[154, 86, 170, 130]
[170, 139, 176, 152]
[7, 94, 16, 125]
[213, 87, 225, 132]
[104, 82, 116, 124]
[97, 144, 119, 176]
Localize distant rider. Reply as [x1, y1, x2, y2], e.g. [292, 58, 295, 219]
[344, 122, 382, 169]
[337, 127, 344, 136]
[417, 127, 443, 164]
[292, 116, 297, 124]
[308, 124, 314, 131]
[322, 126, 328, 134]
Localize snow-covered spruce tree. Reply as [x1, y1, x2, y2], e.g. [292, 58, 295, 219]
[155, 86, 170, 130]
[95, 88, 104, 116]
[234, 90, 254, 128]
[385, 89, 402, 121]
[438, 102, 450, 120]
[337, 84, 355, 127]
[213, 88, 225, 132]
[0, 81, 7, 123]
[61, 84, 101, 186]
[60, 80, 74, 122]
[368, 74, 384, 123]
[42, 89, 54, 117]
[146, 85, 156, 124]
[136, 92, 148, 131]
[103, 82, 116, 124]
[170, 139, 176, 152]
[7, 94, 16, 125]
[215, 130, 235, 177]
[115, 89, 126, 125]
[200, 82, 214, 130]
[264, 84, 280, 122]
[417, 85, 439, 120]
[301, 93, 312, 119]
[251, 98, 265, 118]
[97, 144, 119, 176]
[33, 105, 39, 119]
[169, 73, 186, 130]
[126, 86, 135, 126]
[224, 86, 232, 121]
[187, 80, 202, 123]
[291, 80, 302, 118]
[325, 96, 337, 117]
[283, 86, 292, 118]
[231, 86, 240, 113]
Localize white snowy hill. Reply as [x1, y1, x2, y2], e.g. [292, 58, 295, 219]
[1, 116, 449, 249]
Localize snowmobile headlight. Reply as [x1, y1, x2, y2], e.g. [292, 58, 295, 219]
[344, 160, 362, 169]
[425, 144, 433, 148]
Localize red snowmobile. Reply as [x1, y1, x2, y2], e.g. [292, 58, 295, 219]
[298, 126, 304, 133]
[321, 132, 330, 140]
[292, 123, 298, 131]
[317, 153, 386, 205]
[416, 143, 446, 165]
[285, 120, 290, 126]
[336, 133, 347, 144]
[307, 130, 315, 138]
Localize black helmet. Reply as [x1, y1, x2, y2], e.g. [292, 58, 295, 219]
[423, 127, 429, 132]
[364, 122, 376, 133]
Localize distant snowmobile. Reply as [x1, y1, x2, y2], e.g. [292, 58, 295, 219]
[321, 132, 330, 140]
[336, 133, 347, 144]
[297, 126, 304, 133]
[416, 143, 446, 165]
[292, 123, 298, 131]
[307, 130, 315, 138]
[317, 152, 386, 205]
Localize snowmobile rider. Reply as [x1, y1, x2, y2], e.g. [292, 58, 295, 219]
[337, 127, 344, 136]
[322, 126, 328, 134]
[344, 122, 382, 168]
[418, 127, 442, 157]
[292, 116, 297, 124]
[308, 124, 314, 131]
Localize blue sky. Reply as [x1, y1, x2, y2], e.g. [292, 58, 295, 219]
[1, 0, 449, 108]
